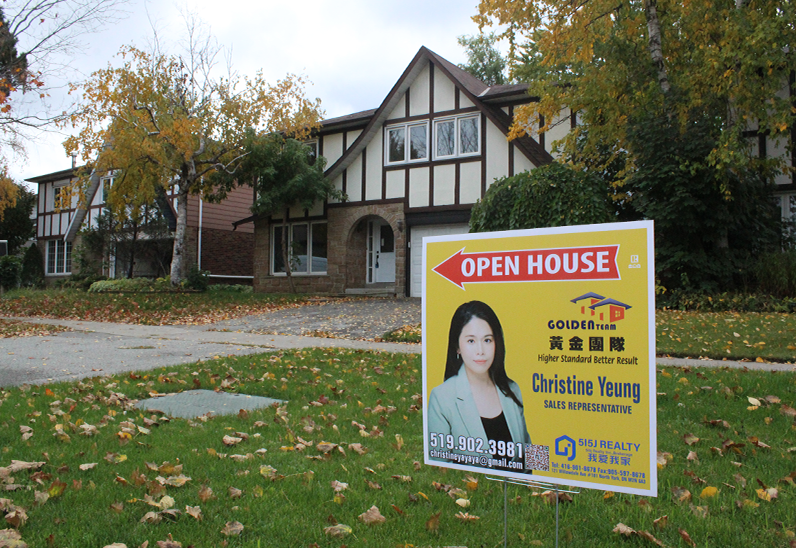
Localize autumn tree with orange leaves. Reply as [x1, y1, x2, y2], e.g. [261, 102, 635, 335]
[64, 24, 322, 285]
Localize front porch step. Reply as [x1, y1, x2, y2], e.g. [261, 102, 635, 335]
[345, 285, 396, 297]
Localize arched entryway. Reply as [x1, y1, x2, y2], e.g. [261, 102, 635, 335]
[343, 214, 399, 294]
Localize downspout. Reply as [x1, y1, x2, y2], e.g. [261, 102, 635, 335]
[198, 196, 203, 271]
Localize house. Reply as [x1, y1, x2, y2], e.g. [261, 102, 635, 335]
[26, 165, 255, 282]
[246, 46, 577, 297]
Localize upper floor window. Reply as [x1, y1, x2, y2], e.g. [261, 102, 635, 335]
[434, 114, 480, 159]
[305, 140, 318, 164]
[385, 122, 428, 165]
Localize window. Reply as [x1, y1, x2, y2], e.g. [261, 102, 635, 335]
[272, 222, 327, 275]
[46, 240, 72, 275]
[434, 114, 480, 159]
[305, 141, 318, 164]
[385, 122, 428, 164]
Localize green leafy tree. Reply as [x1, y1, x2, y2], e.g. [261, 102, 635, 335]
[457, 32, 509, 86]
[475, 0, 793, 291]
[0, 181, 34, 252]
[20, 242, 43, 287]
[210, 131, 337, 293]
[65, 19, 322, 285]
[469, 163, 614, 233]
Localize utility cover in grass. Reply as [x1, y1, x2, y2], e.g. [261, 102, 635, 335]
[135, 390, 284, 419]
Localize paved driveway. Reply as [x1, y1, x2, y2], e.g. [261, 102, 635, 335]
[0, 298, 421, 388]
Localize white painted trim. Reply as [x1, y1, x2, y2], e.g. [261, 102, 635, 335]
[384, 121, 430, 165]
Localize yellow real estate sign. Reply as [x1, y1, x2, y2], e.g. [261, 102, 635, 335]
[422, 221, 656, 497]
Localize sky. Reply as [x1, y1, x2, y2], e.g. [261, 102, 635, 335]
[10, 0, 498, 189]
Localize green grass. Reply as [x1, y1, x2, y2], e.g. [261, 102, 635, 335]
[1, 349, 794, 547]
[656, 310, 796, 363]
[380, 323, 421, 344]
[0, 288, 308, 325]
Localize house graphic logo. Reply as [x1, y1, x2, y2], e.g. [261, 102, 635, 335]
[570, 293, 632, 323]
[555, 435, 577, 461]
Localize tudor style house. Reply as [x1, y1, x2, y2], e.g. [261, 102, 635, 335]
[27, 166, 255, 282]
[248, 46, 577, 297]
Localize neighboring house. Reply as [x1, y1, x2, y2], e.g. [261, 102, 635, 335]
[244, 46, 575, 297]
[26, 166, 255, 282]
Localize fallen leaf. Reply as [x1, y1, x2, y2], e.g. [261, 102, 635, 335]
[198, 486, 214, 502]
[455, 498, 470, 508]
[140, 511, 161, 524]
[365, 480, 382, 490]
[455, 512, 480, 522]
[425, 511, 441, 532]
[358, 505, 386, 524]
[464, 475, 479, 491]
[331, 480, 348, 493]
[653, 515, 668, 529]
[756, 488, 778, 501]
[221, 521, 244, 536]
[671, 486, 692, 503]
[228, 487, 243, 499]
[185, 506, 202, 520]
[678, 528, 696, 547]
[690, 505, 708, 518]
[700, 486, 719, 499]
[323, 524, 352, 538]
[79, 463, 97, 471]
[683, 433, 700, 446]
[222, 435, 243, 446]
[612, 523, 665, 546]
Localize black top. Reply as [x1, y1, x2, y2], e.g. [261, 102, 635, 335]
[481, 411, 512, 448]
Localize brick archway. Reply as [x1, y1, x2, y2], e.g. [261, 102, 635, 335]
[327, 202, 406, 295]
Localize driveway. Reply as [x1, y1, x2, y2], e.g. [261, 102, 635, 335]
[2, 297, 793, 388]
[0, 297, 421, 388]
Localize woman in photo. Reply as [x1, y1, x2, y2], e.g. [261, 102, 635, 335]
[428, 301, 530, 467]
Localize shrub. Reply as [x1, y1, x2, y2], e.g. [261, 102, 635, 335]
[88, 277, 172, 293]
[208, 284, 252, 293]
[183, 265, 209, 292]
[0, 255, 22, 291]
[20, 244, 44, 288]
[469, 163, 614, 233]
[753, 250, 796, 298]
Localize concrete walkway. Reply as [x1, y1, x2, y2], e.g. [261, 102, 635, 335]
[1, 315, 793, 388]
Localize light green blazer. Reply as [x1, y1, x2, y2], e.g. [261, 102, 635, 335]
[427, 364, 531, 458]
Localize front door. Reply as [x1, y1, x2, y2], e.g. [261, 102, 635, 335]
[367, 220, 395, 283]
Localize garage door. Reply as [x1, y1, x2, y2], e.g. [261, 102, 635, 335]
[409, 224, 470, 297]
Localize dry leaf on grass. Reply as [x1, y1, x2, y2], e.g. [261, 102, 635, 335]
[455, 512, 480, 521]
[323, 524, 352, 538]
[425, 511, 441, 532]
[331, 480, 348, 492]
[679, 528, 696, 547]
[221, 521, 244, 536]
[612, 523, 665, 546]
[358, 505, 386, 524]
[185, 506, 202, 520]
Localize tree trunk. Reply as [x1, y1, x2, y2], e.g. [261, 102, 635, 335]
[281, 210, 295, 293]
[127, 222, 139, 278]
[645, 0, 670, 95]
[170, 185, 189, 286]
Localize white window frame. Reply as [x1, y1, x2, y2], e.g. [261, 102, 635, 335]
[433, 114, 481, 160]
[46, 240, 72, 276]
[384, 121, 429, 165]
[270, 221, 328, 276]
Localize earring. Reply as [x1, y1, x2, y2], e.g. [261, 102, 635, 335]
[456, 353, 460, 361]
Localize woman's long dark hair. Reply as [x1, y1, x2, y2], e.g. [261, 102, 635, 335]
[444, 301, 523, 408]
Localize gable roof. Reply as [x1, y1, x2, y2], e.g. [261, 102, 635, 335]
[323, 46, 553, 183]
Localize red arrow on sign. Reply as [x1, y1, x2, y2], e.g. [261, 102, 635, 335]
[432, 245, 621, 289]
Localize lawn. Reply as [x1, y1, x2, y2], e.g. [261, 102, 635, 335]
[0, 289, 309, 326]
[1, 349, 794, 547]
[656, 310, 796, 363]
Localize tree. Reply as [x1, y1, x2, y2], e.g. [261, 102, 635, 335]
[469, 164, 614, 233]
[210, 131, 337, 293]
[474, 1, 796, 182]
[475, 0, 794, 290]
[457, 32, 509, 86]
[0, 181, 34, 251]
[65, 23, 322, 285]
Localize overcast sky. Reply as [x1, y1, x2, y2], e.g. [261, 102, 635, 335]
[12, 0, 497, 188]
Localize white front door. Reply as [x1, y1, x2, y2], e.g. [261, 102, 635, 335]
[367, 220, 395, 283]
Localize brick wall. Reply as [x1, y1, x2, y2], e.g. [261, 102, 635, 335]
[200, 228, 254, 277]
[253, 202, 407, 295]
